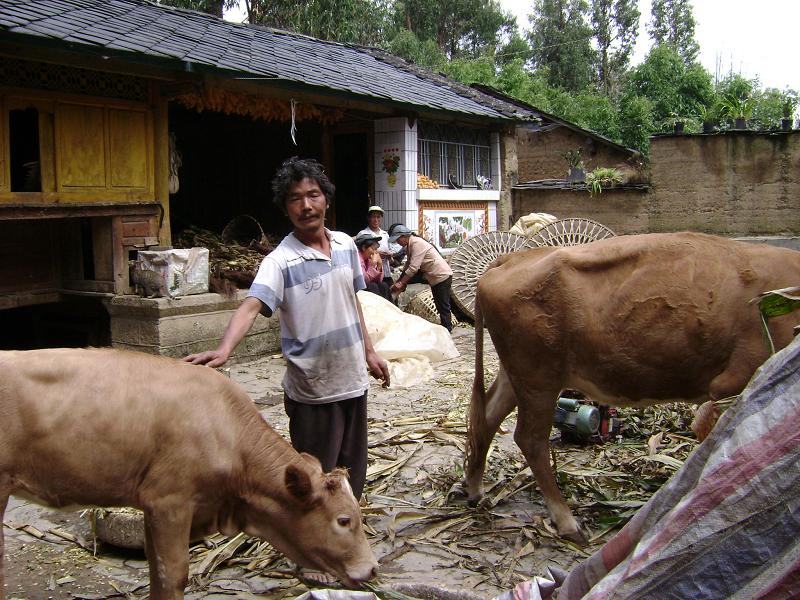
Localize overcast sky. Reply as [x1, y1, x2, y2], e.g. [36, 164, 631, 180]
[502, 0, 800, 92]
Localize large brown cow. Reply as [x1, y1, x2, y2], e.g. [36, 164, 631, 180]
[0, 348, 377, 600]
[466, 232, 800, 543]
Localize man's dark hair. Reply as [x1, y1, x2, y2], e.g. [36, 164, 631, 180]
[271, 157, 335, 211]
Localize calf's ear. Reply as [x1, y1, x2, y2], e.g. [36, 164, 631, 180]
[285, 464, 313, 501]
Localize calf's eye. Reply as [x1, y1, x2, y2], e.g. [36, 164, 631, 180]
[337, 517, 351, 527]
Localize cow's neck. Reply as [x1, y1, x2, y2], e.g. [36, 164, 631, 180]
[240, 419, 309, 495]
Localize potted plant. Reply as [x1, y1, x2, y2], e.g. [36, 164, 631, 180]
[562, 148, 585, 183]
[781, 96, 796, 131]
[721, 93, 754, 129]
[698, 103, 717, 133]
[585, 167, 624, 196]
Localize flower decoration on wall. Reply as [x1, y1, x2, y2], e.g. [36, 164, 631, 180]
[382, 148, 400, 187]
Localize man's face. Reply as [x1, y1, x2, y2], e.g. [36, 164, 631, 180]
[396, 235, 410, 248]
[368, 212, 382, 230]
[285, 178, 327, 234]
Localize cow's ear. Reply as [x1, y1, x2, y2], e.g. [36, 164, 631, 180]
[285, 464, 313, 501]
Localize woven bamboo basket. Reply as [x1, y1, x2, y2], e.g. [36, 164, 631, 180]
[449, 231, 536, 320]
[221, 214, 267, 246]
[527, 217, 615, 247]
[404, 288, 458, 327]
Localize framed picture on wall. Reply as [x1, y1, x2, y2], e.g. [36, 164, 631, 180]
[437, 212, 474, 250]
[419, 201, 489, 253]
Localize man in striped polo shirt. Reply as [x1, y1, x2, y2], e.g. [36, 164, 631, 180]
[185, 158, 390, 510]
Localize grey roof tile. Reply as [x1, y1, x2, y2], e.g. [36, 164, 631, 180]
[0, 0, 531, 121]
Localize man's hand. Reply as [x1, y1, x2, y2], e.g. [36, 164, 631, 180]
[184, 349, 230, 368]
[366, 348, 390, 388]
[390, 282, 405, 294]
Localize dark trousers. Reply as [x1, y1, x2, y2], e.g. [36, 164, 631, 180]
[366, 280, 393, 302]
[431, 276, 453, 332]
[284, 392, 368, 498]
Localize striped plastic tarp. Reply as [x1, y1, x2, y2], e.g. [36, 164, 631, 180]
[553, 335, 800, 599]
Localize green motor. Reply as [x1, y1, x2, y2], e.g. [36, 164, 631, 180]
[553, 397, 600, 440]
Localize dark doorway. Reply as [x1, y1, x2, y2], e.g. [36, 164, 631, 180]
[167, 106, 324, 238]
[332, 133, 370, 235]
[0, 297, 110, 350]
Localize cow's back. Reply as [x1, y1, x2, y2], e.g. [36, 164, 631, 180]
[478, 232, 800, 404]
[0, 348, 257, 507]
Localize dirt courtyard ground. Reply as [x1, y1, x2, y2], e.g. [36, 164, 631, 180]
[2, 326, 695, 600]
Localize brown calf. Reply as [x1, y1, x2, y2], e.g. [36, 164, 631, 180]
[0, 348, 377, 600]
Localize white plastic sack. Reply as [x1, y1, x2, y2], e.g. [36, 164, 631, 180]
[358, 291, 459, 387]
[509, 212, 558, 237]
[135, 247, 209, 298]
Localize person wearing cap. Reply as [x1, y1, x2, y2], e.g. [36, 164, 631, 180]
[389, 225, 454, 332]
[356, 205, 399, 289]
[185, 159, 390, 587]
[354, 232, 392, 302]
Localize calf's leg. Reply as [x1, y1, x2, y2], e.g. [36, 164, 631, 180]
[142, 499, 193, 600]
[513, 388, 586, 544]
[465, 367, 517, 504]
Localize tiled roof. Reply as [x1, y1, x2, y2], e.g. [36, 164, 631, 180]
[0, 0, 522, 121]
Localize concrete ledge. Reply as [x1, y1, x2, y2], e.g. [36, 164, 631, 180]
[108, 291, 280, 362]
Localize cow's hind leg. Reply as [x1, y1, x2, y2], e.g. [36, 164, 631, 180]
[142, 498, 193, 600]
[513, 389, 586, 544]
[465, 367, 517, 504]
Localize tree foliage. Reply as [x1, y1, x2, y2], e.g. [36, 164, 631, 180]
[528, 0, 596, 92]
[591, 0, 639, 96]
[233, 0, 391, 45]
[392, 0, 514, 60]
[624, 44, 713, 129]
[648, 0, 700, 64]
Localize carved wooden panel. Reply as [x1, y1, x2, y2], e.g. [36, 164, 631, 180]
[57, 102, 106, 188]
[108, 108, 148, 189]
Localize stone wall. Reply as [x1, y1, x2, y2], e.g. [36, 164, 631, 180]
[516, 124, 632, 182]
[108, 291, 280, 361]
[513, 131, 800, 236]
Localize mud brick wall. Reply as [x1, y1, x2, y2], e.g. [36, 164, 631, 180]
[647, 133, 800, 235]
[516, 125, 632, 182]
[513, 131, 800, 236]
[512, 187, 650, 234]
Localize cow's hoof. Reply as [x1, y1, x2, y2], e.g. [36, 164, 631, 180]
[561, 527, 588, 546]
[466, 493, 483, 508]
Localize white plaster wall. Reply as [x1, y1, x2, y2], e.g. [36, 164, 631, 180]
[374, 117, 417, 230]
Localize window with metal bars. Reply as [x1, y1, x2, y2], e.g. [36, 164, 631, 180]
[417, 122, 492, 189]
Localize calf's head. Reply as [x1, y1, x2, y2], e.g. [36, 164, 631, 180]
[241, 454, 377, 586]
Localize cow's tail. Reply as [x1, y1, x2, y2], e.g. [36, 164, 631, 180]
[466, 293, 488, 469]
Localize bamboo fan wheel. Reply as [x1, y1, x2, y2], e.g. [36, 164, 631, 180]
[527, 218, 615, 247]
[404, 288, 458, 327]
[449, 231, 535, 320]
